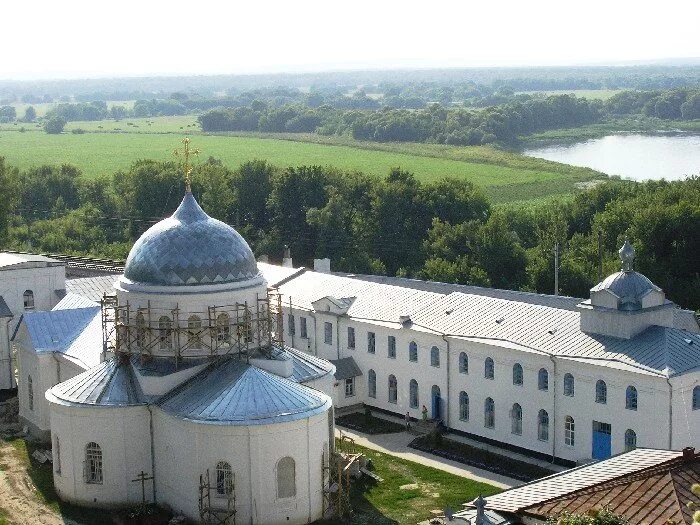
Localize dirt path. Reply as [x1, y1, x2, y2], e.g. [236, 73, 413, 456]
[0, 439, 69, 525]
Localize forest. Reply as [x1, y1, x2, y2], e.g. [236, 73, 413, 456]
[0, 156, 697, 310]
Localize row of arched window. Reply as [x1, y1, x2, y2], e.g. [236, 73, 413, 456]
[133, 312, 247, 350]
[367, 370, 441, 407]
[407, 342, 441, 367]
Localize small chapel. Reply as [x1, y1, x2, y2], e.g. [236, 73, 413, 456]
[43, 141, 337, 524]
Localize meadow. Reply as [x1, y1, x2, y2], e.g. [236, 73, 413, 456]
[0, 116, 606, 204]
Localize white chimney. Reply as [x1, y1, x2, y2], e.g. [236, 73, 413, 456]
[313, 258, 331, 273]
[282, 245, 293, 268]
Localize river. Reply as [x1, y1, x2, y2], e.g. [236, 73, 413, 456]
[523, 133, 700, 181]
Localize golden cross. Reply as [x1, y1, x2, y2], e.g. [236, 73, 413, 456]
[173, 137, 200, 192]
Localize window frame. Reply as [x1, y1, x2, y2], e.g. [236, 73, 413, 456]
[287, 313, 295, 336]
[624, 429, 637, 452]
[388, 375, 397, 404]
[299, 316, 308, 338]
[367, 331, 376, 354]
[276, 457, 296, 499]
[511, 403, 523, 435]
[23, 290, 35, 310]
[694, 386, 700, 410]
[512, 363, 523, 386]
[347, 326, 355, 349]
[538, 368, 549, 391]
[565, 416, 575, 447]
[368, 369, 376, 398]
[344, 377, 355, 397]
[459, 391, 469, 421]
[538, 409, 549, 441]
[409, 379, 419, 409]
[85, 442, 103, 484]
[324, 322, 333, 345]
[408, 341, 418, 362]
[484, 357, 494, 380]
[625, 385, 638, 410]
[459, 352, 468, 374]
[430, 346, 440, 367]
[484, 397, 495, 428]
[595, 380, 607, 404]
[563, 373, 575, 397]
[387, 336, 396, 359]
[216, 461, 233, 497]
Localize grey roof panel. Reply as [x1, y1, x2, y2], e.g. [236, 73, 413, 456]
[275, 346, 335, 383]
[0, 297, 12, 318]
[0, 252, 63, 270]
[66, 275, 118, 302]
[52, 293, 99, 310]
[465, 448, 682, 514]
[158, 357, 331, 425]
[330, 357, 363, 380]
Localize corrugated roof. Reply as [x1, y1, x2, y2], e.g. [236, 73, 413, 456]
[521, 451, 700, 524]
[0, 296, 12, 318]
[463, 448, 681, 514]
[52, 293, 99, 310]
[410, 292, 700, 377]
[330, 357, 363, 380]
[0, 252, 62, 270]
[65, 275, 118, 302]
[275, 271, 443, 324]
[258, 263, 306, 288]
[335, 272, 584, 311]
[21, 307, 103, 368]
[48, 358, 145, 407]
[276, 346, 335, 383]
[158, 357, 331, 425]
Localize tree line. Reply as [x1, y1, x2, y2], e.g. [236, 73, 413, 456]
[0, 157, 697, 310]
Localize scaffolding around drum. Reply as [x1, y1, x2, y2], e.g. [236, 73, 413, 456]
[101, 291, 285, 363]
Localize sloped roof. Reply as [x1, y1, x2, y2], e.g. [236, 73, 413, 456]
[495, 449, 700, 525]
[257, 262, 306, 287]
[52, 293, 99, 310]
[274, 271, 443, 324]
[48, 358, 145, 407]
[65, 275, 118, 301]
[158, 357, 331, 425]
[276, 346, 335, 383]
[462, 448, 681, 515]
[20, 307, 103, 368]
[330, 357, 363, 380]
[410, 292, 700, 377]
[0, 297, 12, 318]
[0, 252, 63, 270]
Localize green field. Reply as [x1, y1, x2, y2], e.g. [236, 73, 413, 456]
[0, 118, 606, 204]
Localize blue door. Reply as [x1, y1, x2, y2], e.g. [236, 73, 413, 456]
[592, 421, 611, 460]
[431, 385, 441, 420]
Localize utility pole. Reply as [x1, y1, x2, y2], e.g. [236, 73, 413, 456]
[554, 242, 560, 296]
[597, 229, 603, 282]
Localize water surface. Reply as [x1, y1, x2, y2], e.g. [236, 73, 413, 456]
[524, 134, 700, 181]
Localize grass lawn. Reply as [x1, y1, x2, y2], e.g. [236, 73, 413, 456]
[322, 442, 500, 525]
[0, 122, 605, 204]
[335, 412, 406, 435]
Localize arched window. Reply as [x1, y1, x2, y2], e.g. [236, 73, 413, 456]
[513, 363, 523, 386]
[27, 375, 33, 411]
[216, 313, 230, 345]
[216, 461, 233, 496]
[23, 290, 34, 310]
[388, 375, 397, 404]
[54, 436, 61, 474]
[511, 403, 522, 435]
[459, 391, 469, 421]
[430, 346, 440, 367]
[409, 379, 419, 408]
[459, 352, 468, 374]
[694, 386, 700, 410]
[277, 457, 296, 499]
[409, 341, 418, 362]
[563, 373, 575, 397]
[85, 442, 103, 484]
[484, 357, 494, 380]
[484, 397, 495, 428]
[136, 312, 146, 348]
[565, 416, 575, 446]
[595, 380, 607, 404]
[538, 409, 549, 441]
[158, 316, 172, 349]
[538, 368, 549, 391]
[625, 386, 637, 410]
[368, 369, 376, 399]
[624, 429, 637, 452]
[187, 315, 202, 349]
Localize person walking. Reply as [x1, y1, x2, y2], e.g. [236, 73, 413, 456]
[422, 405, 428, 422]
[405, 411, 411, 430]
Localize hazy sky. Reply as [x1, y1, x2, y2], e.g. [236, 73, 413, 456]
[3, 0, 700, 80]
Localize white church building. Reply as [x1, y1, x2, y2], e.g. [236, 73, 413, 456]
[4, 169, 700, 522]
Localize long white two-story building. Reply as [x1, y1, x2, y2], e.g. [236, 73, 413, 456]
[275, 241, 700, 465]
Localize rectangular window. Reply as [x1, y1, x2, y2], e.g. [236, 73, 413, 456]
[347, 327, 355, 349]
[300, 317, 307, 338]
[367, 332, 375, 354]
[324, 322, 333, 344]
[287, 314, 295, 335]
[388, 336, 396, 359]
[345, 377, 355, 397]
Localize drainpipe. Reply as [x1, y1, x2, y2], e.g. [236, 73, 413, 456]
[441, 335, 450, 429]
[335, 317, 340, 361]
[146, 405, 157, 503]
[549, 355, 557, 463]
[5, 318, 13, 389]
[310, 312, 318, 357]
[666, 377, 673, 449]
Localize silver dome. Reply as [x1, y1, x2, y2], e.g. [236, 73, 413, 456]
[123, 192, 259, 286]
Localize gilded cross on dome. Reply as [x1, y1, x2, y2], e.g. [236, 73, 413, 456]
[173, 137, 200, 193]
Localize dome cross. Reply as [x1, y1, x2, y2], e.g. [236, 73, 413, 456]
[173, 137, 200, 193]
[619, 238, 635, 272]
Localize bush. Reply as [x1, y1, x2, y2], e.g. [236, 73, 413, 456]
[43, 116, 66, 134]
[71, 128, 86, 134]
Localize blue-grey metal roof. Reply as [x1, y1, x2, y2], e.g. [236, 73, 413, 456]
[0, 296, 12, 318]
[158, 357, 331, 425]
[52, 293, 99, 310]
[123, 192, 259, 287]
[272, 345, 335, 383]
[591, 270, 660, 311]
[48, 358, 145, 407]
[66, 275, 118, 301]
[131, 355, 209, 377]
[20, 307, 103, 368]
[0, 252, 63, 270]
[410, 292, 700, 377]
[330, 357, 363, 380]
